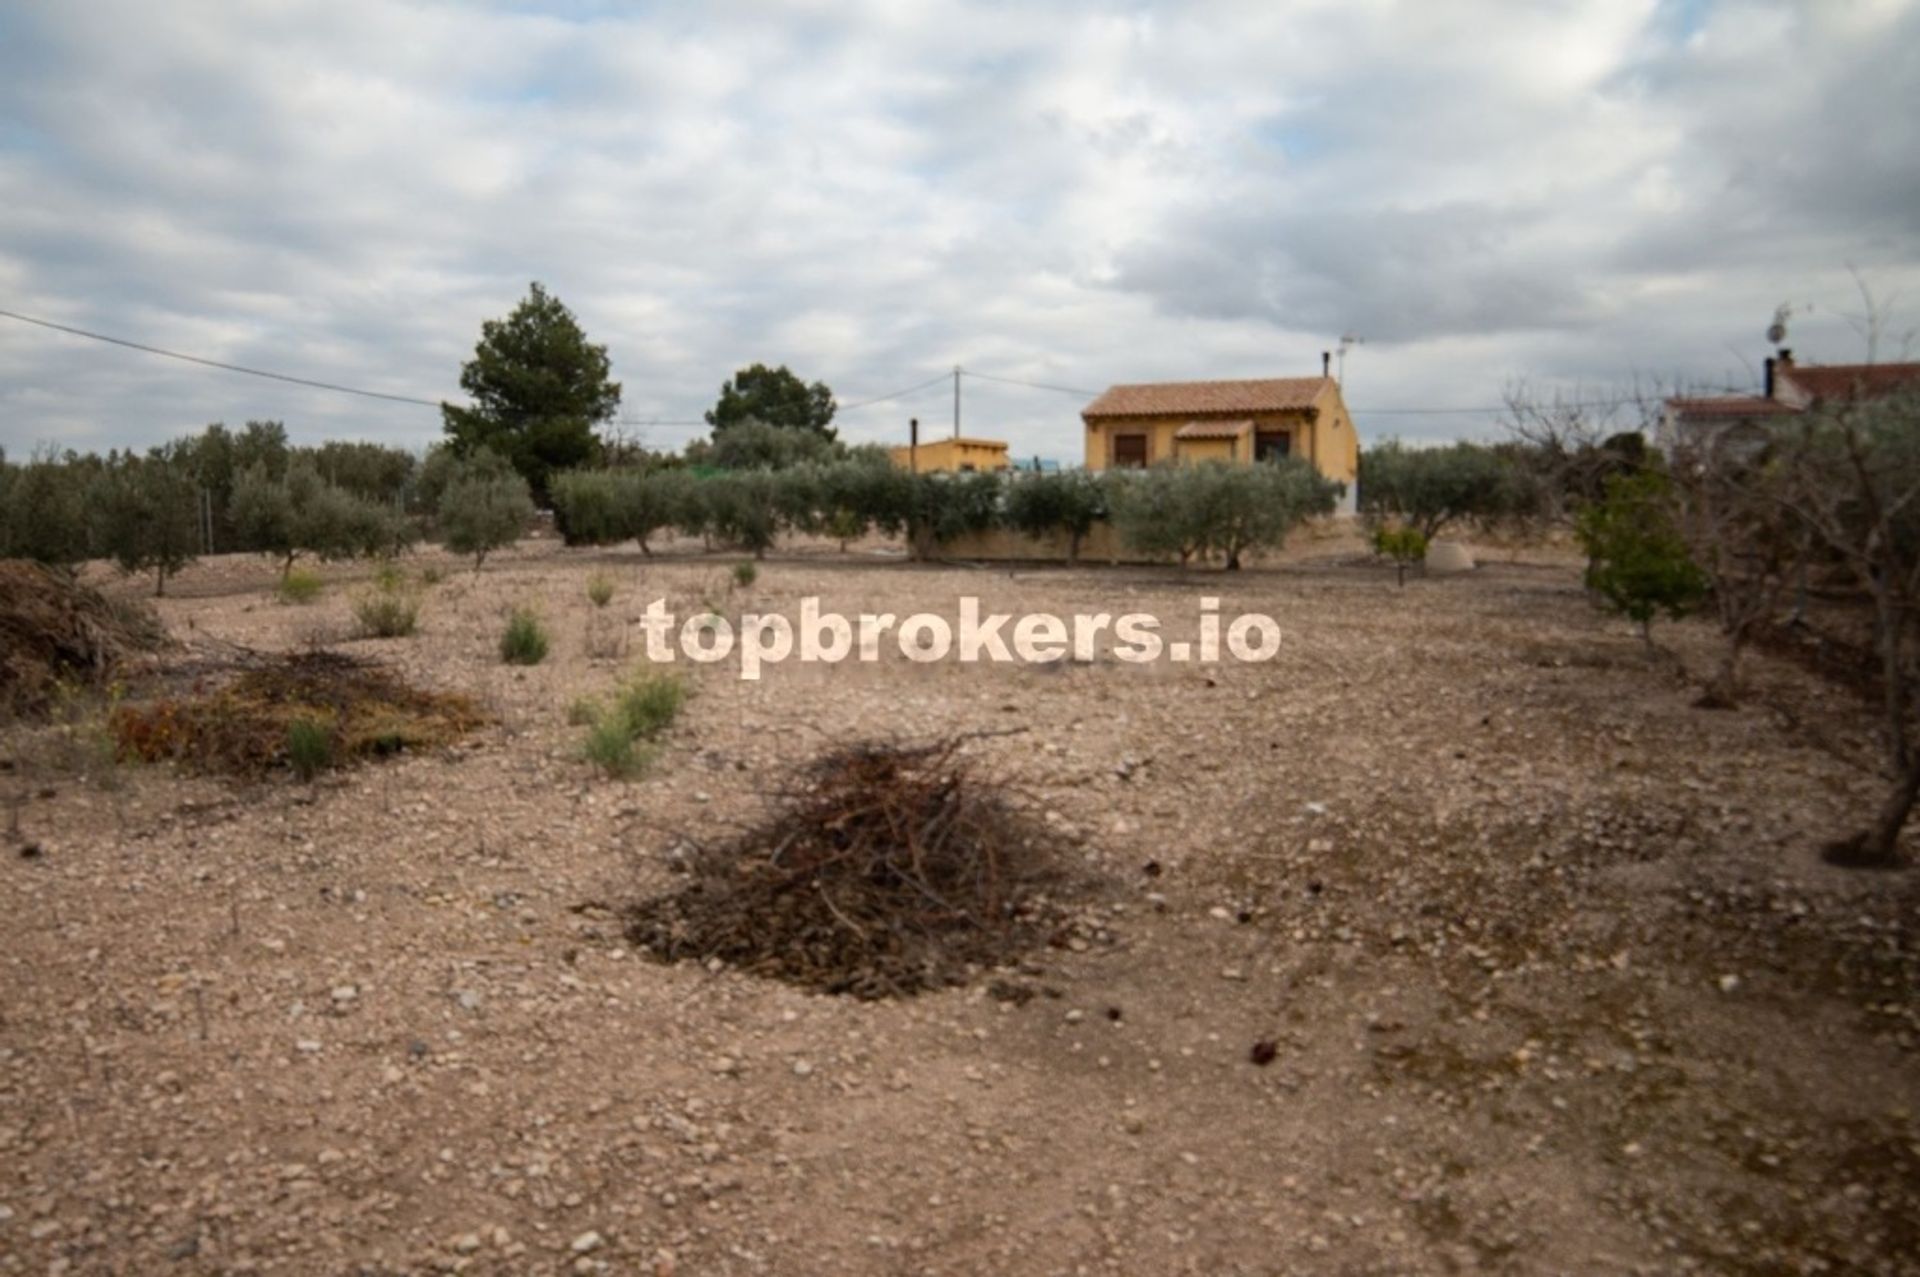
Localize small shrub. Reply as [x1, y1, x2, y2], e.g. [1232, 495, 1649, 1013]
[583, 716, 646, 778]
[286, 715, 334, 780]
[586, 572, 615, 608]
[419, 564, 446, 586]
[353, 584, 421, 638]
[499, 606, 550, 665]
[371, 560, 406, 593]
[1577, 469, 1707, 647]
[1372, 525, 1429, 586]
[610, 670, 686, 739]
[731, 561, 757, 589]
[276, 567, 324, 605]
[566, 695, 602, 726]
[580, 670, 686, 778]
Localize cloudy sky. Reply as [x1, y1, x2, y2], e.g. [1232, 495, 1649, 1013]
[2, 0, 1917, 462]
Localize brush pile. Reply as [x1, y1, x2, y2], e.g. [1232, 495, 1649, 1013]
[112, 650, 485, 775]
[0, 560, 168, 716]
[627, 737, 1075, 998]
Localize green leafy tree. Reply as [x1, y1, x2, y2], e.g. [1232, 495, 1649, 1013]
[436, 450, 533, 571]
[1190, 459, 1341, 570]
[705, 364, 836, 440]
[549, 469, 625, 547]
[1110, 461, 1339, 569]
[1372, 524, 1430, 586]
[1108, 466, 1208, 566]
[441, 283, 621, 503]
[1359, 440, 1528, 540]
[90, 448, 201, 595]
[909, 471, 1002, 559]
[706, 470, 784, 558]
[693, 418, 842, 470]
[1575, 469, 1707, 647]
[231, 460, 403, 576]
[304, 440, 417, 506]
[1004, 470, 1107, 563]
[1, 446, 90, 567]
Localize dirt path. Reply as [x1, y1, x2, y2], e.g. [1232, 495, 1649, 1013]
[3, 539, 1916, 1275]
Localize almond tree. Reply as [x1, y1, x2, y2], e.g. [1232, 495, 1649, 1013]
[1773, 390, 1920, 867]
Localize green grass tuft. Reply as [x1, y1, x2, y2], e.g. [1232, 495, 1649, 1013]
[498, 605, 550, 665]
[586, 572, 615, 608]
[276, 568, 324, 605]
[353, 584, 421, 638]
[579, 670, 686, 778]
[286, 715, 334, 781]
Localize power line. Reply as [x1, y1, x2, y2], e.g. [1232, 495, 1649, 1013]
[838, 371, 953, 411]
[2, 303, 1737, 428]
[961, 368, 1100, 398]
[0, 306, 450, 408]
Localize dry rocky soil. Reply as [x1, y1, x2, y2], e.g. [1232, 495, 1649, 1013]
[3, 530, 1918, 1276]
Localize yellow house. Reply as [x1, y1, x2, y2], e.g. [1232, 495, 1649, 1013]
[888, 436, 1011, 474]
[1081, 370, 1359, 500]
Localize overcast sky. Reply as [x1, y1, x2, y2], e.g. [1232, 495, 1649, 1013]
[2, 0, 1917, 462]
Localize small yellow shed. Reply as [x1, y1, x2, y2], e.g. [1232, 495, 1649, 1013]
[888, 436, 1012, 474]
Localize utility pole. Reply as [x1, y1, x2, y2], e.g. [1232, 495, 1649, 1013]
[908, 417, 919, 474]
[953, 366, 961, 439]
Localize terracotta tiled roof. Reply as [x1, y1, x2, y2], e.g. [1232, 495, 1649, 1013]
[1666, 396, 1794, 420]
[1083, 377, 1330, 419]
[1777, 362, 1920, 404]
[1174, 419, 1253, 440]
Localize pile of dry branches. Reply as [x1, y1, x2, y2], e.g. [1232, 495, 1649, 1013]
[111, 650, 486, 774]
[0, 560, 168, 716]
[626, 737, 1073, 999]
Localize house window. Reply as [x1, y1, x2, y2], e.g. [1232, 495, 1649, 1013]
[1112, 434, 1149, 468]
[1254, 432, 1291, 462]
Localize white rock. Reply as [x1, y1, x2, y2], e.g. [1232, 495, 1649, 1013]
[570, 1230, 604, 1254]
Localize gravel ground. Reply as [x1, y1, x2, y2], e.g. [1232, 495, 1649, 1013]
[3, 532, 1917, 1276]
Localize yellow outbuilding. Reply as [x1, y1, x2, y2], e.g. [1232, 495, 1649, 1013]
[888, 436, 1012, 474]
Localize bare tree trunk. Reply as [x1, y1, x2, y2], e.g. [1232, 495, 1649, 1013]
[1698, 634, 1744, 709]
[1828, 754, 1920, 869]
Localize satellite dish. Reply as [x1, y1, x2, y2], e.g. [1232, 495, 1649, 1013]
[1766, 303, 1792, 346]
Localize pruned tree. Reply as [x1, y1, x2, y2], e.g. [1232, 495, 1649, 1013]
[436, 449, 533, 572]
[89, 447, 200, 595]
[1003, 470, 1107, 563]
[1670, 432, 1800, 707]
[1108, 466, 1207, 566]
[1770, 390, 1920, 867]
[1358, 439, 1531, 541]
[705, 469, 783, 559]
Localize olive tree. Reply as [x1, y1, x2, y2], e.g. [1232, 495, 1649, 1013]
[89, 448, 201, 595]
[1358, 439, 1525, 541]
[436, 450, 533, 571]
[1003, 470, 1106, 563]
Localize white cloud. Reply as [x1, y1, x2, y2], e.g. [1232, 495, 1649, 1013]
[1, 0, 1917, 463]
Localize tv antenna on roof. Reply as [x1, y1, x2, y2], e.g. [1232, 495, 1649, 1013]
[1336, 332, 1363, 385]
